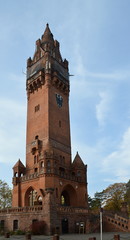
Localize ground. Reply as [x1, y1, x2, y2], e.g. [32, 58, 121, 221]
[0, 232, 129, 240]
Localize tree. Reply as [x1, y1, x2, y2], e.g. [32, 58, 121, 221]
[89, 183, 127, 213]
[0, 180, 12, 209]
[124, 179, 130, 210]
[102, 183, 126, 211]
[88, 192, 103, 211]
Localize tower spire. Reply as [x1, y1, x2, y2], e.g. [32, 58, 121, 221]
[41, 23, 54, 43]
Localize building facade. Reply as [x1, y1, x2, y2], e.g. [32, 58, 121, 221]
[0, 24, 88, 235]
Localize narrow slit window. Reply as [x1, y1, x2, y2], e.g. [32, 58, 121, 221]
[35, 104, 40, 112]
[59, 121, 61, 127]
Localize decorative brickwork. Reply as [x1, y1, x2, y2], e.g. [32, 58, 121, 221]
[0, 24, 88, 235]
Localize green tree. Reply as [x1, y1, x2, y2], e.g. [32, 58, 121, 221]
[0, 180, 12, 209]
[88, 192, 104, 211]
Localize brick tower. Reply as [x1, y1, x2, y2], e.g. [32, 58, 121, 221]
[11, 24, 88, 234]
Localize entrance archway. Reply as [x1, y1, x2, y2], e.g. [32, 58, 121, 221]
[62, 218, 68, 233]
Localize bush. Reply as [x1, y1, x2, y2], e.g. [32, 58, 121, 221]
[14, 229, 25, 235]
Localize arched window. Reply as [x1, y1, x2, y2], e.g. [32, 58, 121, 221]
[47, 160, 50, 167]
[14, 172, 18, 177]
[47, 160, 51, 173]
[56, 188, 58, 198]
[34, 155, 37, 164]
[28, 190, 37, 206]
[59, 167, 65, 177]
[72, 172, 75, 180]
[77, 171, 81, 177]
[41, 161, 44, 168]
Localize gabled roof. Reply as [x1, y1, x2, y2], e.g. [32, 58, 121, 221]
[13, 159, 25, 169]
[72, 152, 85, 167]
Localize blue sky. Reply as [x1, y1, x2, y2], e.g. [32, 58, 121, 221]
[0, 0, 130, 196]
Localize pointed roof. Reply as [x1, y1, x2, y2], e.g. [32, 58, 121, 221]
[41, 23, 54, 43]
[13, 159, 25, 169]
[72, 152, 85, 167]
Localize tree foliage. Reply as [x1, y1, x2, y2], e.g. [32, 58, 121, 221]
[102, 183, 126, 211]
[0, 180, 12, 209]
[124, 180, 130, 209]
[88, 192, 103, 211]
[89, 182, 127, 212]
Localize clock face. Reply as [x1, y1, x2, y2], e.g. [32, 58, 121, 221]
[55, 94, 63, 108]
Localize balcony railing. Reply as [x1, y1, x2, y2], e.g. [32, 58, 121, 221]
[57, 205, 88, 214]
[0, 206, 42, 214]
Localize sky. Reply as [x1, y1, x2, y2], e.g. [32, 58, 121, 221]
[0, 0, 130, 197]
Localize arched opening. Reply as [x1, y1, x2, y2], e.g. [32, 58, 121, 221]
[41, 161, 44, 168]
[72, 172, 75, 180]
[20, 172, 24, 177]
[37, 196, 42, 205]
[14, 172, 18, 177]
[61, 191, 70, 206]
[25, 187, 37, 206]
[29, 189, 37, 206]
[59, 167, 65, 177]
[61, 184, 78, 207]
[47, 160, 51, 173]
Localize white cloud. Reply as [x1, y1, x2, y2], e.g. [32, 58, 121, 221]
[102, 127, 130, 182]
[96, 91, 111, 127]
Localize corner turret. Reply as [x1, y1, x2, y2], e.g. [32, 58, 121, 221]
[13, 159, 26, 178]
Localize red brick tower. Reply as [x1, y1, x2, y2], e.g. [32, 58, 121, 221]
[12, 24, 88, 234]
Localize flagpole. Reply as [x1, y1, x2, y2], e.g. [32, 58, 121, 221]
[100, 207, 103, 240]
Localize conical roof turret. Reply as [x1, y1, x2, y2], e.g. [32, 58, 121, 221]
[41, 23, 54, 43]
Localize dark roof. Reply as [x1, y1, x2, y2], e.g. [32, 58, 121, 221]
[13, 159, 25, 169]
[72, 152, 85, 167]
